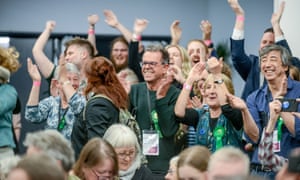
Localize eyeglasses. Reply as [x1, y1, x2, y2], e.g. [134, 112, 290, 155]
[141, 61, 164, 67]
[90, 168, 114, 180]
[116, 150, 136, 160]
[214, 79, 224, 84]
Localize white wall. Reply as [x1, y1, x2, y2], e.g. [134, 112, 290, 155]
[274, 0, 300, 58]
[0, 0, 275, 97]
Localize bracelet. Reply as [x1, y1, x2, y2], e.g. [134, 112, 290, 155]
[204, 40, 212, 47]
[183, 83, 192, 91]
[33, 81, 41, 86]
[132, 33, 142, 41]
[236, 15, 245, 22]
[88, 29, 95, 35]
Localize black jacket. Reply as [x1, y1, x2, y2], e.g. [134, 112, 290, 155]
[71, 96, 119, 159]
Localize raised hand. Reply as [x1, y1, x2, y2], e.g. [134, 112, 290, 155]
[200, 20, 212, 40]
[103, 9, 119, 28]
[186, 61, 206, 84]
[27, 57, 41, 82]
[227, 93, 247, 111]
[170, 20, 182, 45]
[271, 1, 285, 26]
[156, 72, 173, 99]
[206, 56, 223, 75]
[45, 20, 56, 32]
[88, 14, 99, 26]
[167, 65, 185, 84]
[228, 0, 244, 16]
[133, 18, 149, 34]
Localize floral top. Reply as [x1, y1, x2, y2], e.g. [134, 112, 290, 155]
[25, 93, 86, 140]
[258, 128, 288, 172]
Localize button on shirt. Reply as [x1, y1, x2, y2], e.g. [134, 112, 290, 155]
[245, 77, 300, 164]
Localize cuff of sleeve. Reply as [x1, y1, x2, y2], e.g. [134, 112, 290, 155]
[275, 35, 285, 42]
[232, 29, 244, 40]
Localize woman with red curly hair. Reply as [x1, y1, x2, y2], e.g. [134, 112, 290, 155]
[71, 56, 128, 159]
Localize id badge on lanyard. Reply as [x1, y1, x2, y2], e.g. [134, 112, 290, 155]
[142, 130, 159, 156]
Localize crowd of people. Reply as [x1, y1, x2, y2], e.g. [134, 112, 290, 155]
[1, 0, 300, 180]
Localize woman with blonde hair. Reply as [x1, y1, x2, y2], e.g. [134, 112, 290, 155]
[175, 62, 243, 153]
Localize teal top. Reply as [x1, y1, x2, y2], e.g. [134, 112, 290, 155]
[0, 83, 17, 148]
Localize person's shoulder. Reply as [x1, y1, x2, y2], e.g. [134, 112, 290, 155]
[133, 165, 155, 180]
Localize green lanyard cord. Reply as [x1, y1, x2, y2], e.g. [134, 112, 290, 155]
[151, 110, 163, 138]
[277, 117, 284, 140]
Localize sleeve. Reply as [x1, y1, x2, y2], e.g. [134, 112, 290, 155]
[176, 108, 199, 128]
[0, 85, 17, 114]
[25, 97, 52, 123]
[128, 41, 144, 82]
[245, 93, 263, 144]
[85, 99, 116, 139]
[258, 129, 287, 172]
[230, 38, 252, 81]
[221, 104, 243, 130]
[68, 93, 86, 115]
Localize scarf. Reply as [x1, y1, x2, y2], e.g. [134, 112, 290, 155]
[119, 154, 142, 180]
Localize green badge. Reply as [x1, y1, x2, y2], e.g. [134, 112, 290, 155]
[213, 126, 225, 150]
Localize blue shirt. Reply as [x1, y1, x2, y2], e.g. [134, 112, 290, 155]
[245, 77, 300, 164]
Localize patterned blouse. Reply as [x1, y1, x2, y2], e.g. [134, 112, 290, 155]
[25, 93, 86, 140]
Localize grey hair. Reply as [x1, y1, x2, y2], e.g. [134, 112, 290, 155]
[53, 63, 80, 80]
[103, 124, 142, 166]
[23, 129, 75, 172]
[259, 44, 291, 67]
[208, 146, 250, 176]
[144, 43, 169, 64]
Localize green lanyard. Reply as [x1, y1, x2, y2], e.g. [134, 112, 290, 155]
[151, 110, 163, 138]
[277, 116, 284, 140]
[213, 126, 225, 150]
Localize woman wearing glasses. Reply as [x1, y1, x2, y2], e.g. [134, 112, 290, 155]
[72, 137, 119, 180]
[103, 124, 155, 180]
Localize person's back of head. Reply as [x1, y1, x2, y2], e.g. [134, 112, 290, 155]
[23, 129, 75, 173]
[208, 146, 250, 180]
[83, 56, 128, 109]
[7, 153, 65, 180]
[177, 146, 211, 180]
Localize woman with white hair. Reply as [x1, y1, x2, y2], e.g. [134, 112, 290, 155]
[25, 57, 85, 140]
[103, 124, 154, 180]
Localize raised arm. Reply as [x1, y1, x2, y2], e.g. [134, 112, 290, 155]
[227, 93, 259, 143]
[258, 100, 287, 171]
[170, 20, 182, 45]
[174, 62, 206, 117]
[32, 21, 56, 79]
[103, 9, 132, 42]
[228, 0, 245, 34]
[87, 14, 99, 56]
[26, 58, 42, 106]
